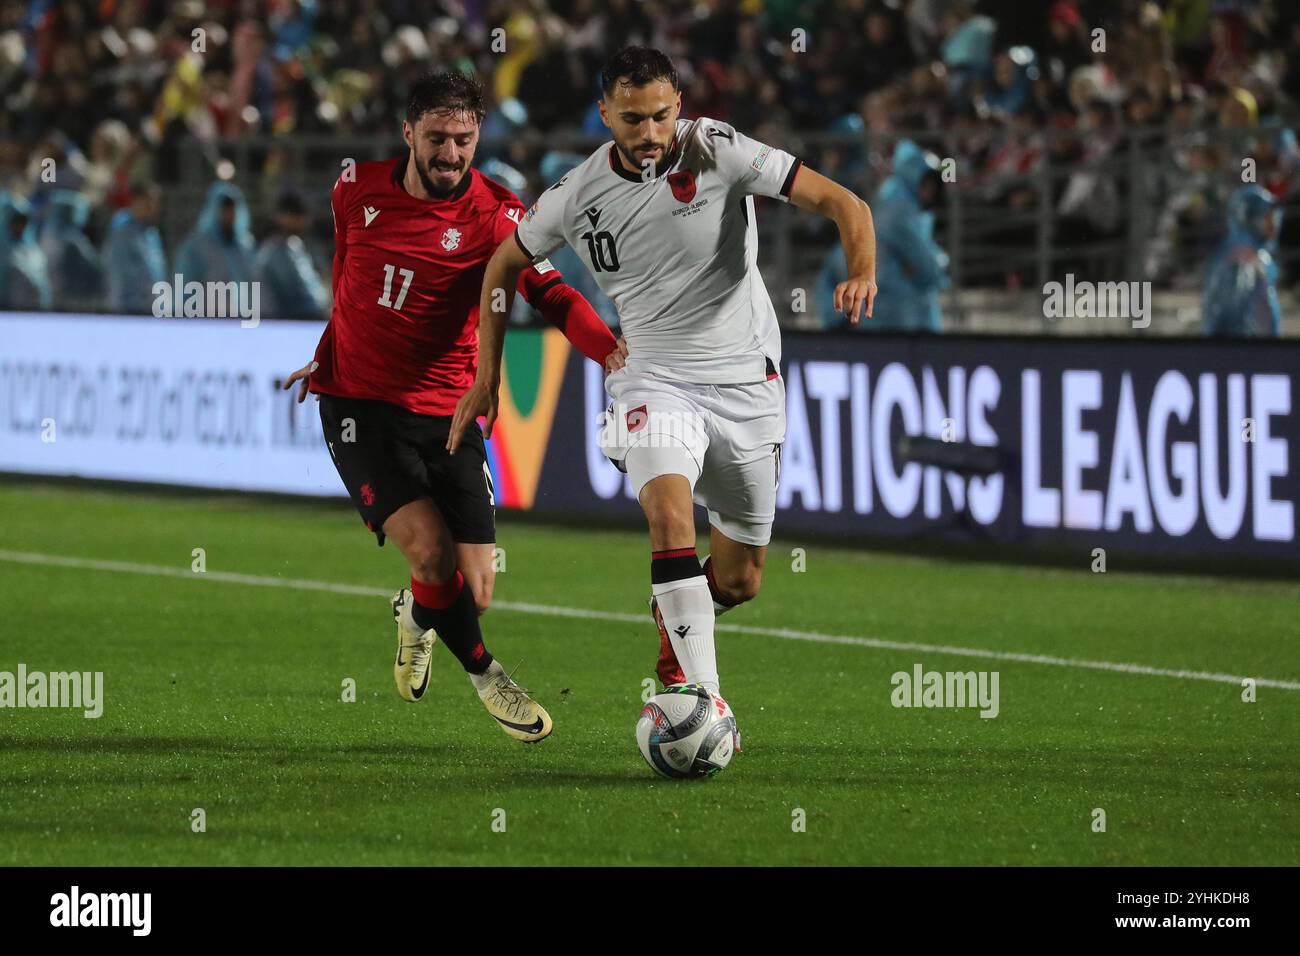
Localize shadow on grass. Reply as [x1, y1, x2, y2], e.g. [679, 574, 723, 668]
[0, 734, 451, 760]
[0, 734, 656, 787]
[8, 734, 1289, 794]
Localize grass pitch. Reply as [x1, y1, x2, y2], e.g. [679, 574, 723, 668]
[0, 481, 1296, 866]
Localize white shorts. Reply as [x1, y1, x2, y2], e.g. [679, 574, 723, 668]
[600, 367, 786, 547]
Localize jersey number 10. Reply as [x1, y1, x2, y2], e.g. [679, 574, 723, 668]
[581, 231, 620, 273]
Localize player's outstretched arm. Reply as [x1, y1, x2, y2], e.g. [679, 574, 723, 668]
[521, 270, 625, 373]
[787, 166, 878, 324]
[447, 235, 531, 454]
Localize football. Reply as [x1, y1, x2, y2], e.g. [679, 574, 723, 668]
[636, 683, 737, 779]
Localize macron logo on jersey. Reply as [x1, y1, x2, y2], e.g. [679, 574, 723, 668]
[363, 206, 380, 226]
[503, 207, 522, 225]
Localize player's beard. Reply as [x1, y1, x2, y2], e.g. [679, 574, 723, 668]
[616, 136, 672, 177]
[415, 157, 467, 198]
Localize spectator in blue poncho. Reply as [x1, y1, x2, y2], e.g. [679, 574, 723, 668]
[41, 190, 103, 311]
[0, 192, 52, 311]
[255, 191, 328, 320]
[984, 47, 1037, 118]
[1203, 185, 1282, 338]
[941, 1, 996, 101]
[818, 139, 948, 332]
[272, 0, 317, 59]
[104, 183, 168, 315]
[175, 181, 257, 314]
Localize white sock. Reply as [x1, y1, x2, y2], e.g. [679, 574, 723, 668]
[469, 659, 503, 695]
[652, 576, 718, 692]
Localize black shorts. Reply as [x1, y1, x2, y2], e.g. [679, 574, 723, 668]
[319, 394, 495, 546]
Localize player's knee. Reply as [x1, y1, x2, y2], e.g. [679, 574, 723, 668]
[639, 474, 696, 548]
[406, 543, 455, 584]
[647, 512, 693, 548]
[643, 497, 695, 548]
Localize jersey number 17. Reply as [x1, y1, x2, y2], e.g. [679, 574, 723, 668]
[378, 263, 415, 310]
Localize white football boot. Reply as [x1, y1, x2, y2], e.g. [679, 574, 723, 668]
[473, 661, 553, 743]
[392, 589, 436, 702]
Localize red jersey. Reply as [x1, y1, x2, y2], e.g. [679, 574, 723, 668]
[311, 158, 566, 415]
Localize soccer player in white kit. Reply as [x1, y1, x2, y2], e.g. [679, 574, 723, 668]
[451, 46, 877, 748]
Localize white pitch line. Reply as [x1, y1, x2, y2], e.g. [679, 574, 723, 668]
[2, 548, 1297, 691]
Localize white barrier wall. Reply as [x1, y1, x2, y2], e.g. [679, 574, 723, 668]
[0, 313, 342, 496]
[3, 313, 1295, 562]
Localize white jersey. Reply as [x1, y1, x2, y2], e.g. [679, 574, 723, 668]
[514, 117, 802, 385]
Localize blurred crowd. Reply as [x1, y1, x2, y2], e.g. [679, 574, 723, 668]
[0, 180, 328, 318]
[0, 0, 1296, 334]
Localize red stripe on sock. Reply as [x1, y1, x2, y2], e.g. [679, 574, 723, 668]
[410, 571, 463, 610]
[652, 547, 697, 560]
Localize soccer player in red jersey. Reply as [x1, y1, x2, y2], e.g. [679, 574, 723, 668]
[283, 72, 623, 743]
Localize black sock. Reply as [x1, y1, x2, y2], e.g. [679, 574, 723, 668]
[651, 547, 704, 585]
[410, 573, 494, 675]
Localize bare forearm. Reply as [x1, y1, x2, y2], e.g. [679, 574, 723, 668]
[789, 165, 879, 322]
[834, 195, 876, 280]
[477, 250, 523, 387]
[789, 165, 876, 278]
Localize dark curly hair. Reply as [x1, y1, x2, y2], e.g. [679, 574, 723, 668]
[406, 70, 486, 125]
